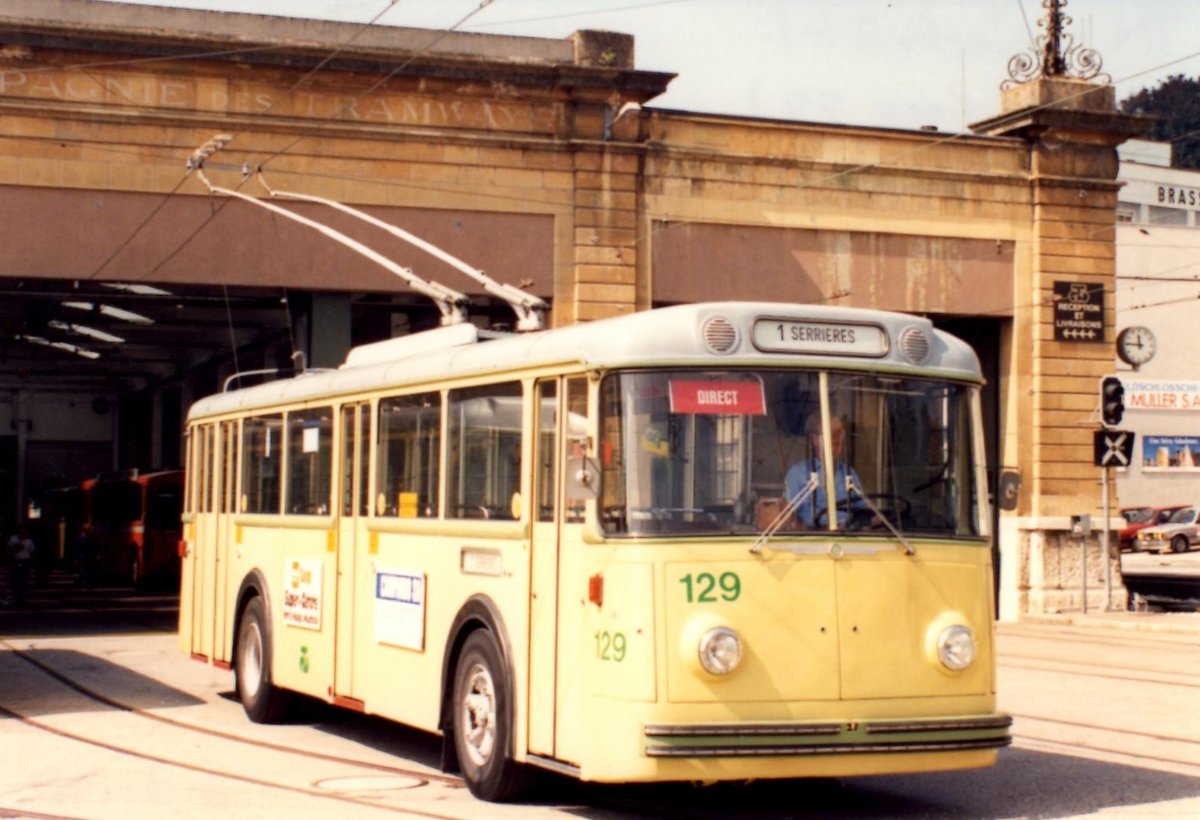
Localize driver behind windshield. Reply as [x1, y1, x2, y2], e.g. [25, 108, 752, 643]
[784, 413, 870, 529]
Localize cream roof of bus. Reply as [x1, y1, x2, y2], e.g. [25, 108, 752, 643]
[186, 302, 981, 421]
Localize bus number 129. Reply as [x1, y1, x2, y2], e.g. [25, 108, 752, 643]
[595, 630, 627, 662]
[679, 571, 741, 603]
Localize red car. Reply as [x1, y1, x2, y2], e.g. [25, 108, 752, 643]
[1119, 505, 1188, 552]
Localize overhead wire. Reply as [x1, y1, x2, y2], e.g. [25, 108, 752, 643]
[83, 0, 494, 291]
[7, 1, 1200, 330]
[144, 1, 503, 365]
[0, 0, 423, 365]
[68, 0, 413, 286]
[252, 0, 498, 174]
[6, 44, 289, 76]
[124, 0, 418, 278]
[1015, 0, 1038, 47]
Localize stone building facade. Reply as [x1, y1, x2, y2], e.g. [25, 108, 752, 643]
[0, 0, 1149, 616]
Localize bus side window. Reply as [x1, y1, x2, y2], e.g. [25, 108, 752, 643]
[563, 376, 589, 523]
[535, 381, 557, 523]
[286, 407, 333, 516]
[201, 425, 216, 514]
[183, 429, 195, 516]
[447, 382, 522, 521]
[241, 414, 282, 514]
[377, 392, 441, 518]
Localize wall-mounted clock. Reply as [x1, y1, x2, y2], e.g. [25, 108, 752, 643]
[1116, 326, 1156, 367]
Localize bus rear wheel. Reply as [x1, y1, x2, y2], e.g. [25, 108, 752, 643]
[235, 596, 292, 723]
[452, 630, 530, 802]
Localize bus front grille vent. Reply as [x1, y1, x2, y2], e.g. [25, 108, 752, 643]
[701, 316, 739, 354]
[898, 327, 931, 364]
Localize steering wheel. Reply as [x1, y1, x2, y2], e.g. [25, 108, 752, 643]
[814, 494, 911, 530]
[816, 499, 864, 533]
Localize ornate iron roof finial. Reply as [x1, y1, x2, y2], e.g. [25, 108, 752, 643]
[1003, 0, 1110, 89]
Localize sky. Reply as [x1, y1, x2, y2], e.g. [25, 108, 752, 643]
[95, 0, 1200, 132]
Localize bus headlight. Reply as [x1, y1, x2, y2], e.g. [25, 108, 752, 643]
[698, 627, 742, 675]
[936, 624, 976, 671]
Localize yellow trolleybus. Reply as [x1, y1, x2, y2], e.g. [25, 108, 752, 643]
[179, 301, 1010, 801]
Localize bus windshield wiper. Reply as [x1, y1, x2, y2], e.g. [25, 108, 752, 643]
[846, 476, 916, 556]
[750, 473, 818, 555]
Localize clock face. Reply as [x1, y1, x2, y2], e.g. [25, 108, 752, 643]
[1117, 326, 1156, 366]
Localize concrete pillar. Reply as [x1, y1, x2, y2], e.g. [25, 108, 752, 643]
[567, 31, 644, 324]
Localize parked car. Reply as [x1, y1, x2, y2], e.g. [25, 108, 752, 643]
[1119, 505, 1188, 551]
[1134, 507, 1200, 554]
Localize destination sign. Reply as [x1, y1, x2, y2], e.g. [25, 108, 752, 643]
[751, 319, 888, 357]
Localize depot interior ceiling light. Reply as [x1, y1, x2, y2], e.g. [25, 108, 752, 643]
[16, 333, 101, 359]
[101, 282, 173, 296]
[48, 320, 125, 344]
[62, 300, 155, 325]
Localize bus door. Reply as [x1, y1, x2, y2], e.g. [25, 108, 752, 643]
[189, 423, 216, 659]
[179, 431, 197, 656]
[213, 420, 238, 661]
[528, 377, 589, 759]
[334, 402, 369, 700]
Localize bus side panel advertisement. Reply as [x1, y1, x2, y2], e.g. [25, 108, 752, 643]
[375, 567, 426, 650]
[283, 558, 323, 630]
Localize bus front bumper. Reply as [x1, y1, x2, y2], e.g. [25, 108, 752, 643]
[643, 714, 1013, 758]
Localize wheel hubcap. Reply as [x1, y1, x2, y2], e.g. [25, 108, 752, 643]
[241, 622, 263, 696]
[460, 662, 496, 767]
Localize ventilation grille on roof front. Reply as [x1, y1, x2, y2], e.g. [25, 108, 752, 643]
[898, 326, 931, 364]
[701, 316, 739, 354]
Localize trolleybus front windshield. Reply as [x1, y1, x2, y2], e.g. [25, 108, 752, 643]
[599, 369, 980, 539]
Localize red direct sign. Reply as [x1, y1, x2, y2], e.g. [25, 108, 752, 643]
[668, 379, 766, 415]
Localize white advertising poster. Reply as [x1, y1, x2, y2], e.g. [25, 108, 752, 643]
[1142, 435, 1200, 472]
[375, 567, 426, 650]
[282, 558, 323, 630]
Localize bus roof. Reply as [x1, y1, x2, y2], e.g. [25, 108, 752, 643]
[187, 302, 982, 422]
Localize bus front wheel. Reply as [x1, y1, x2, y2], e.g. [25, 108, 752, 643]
[235, 597, 292, 723]
[452, 630, 529, 802]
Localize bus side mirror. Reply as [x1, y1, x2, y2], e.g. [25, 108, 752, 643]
[565, 457, 601, 499]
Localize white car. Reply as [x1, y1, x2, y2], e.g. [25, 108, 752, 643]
[1135, 507, 1200, 554]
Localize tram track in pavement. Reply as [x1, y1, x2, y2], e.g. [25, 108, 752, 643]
[0, 636, 464, 787]
[1006, 710, 1200, 776]
[0, 702, 465, 819]
[997, 623, 1200, 688]
[997, 621, 1200, 778]
[0, 580, 635, 819]
[998, 656, 1200, 688]
[0, 644, 753, 820]
[0, 575, 482, 820]
[0, 633, 740, 820]
[0, 643, 474, 819]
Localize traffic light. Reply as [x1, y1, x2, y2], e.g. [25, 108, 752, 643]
[1101, 376, 1125, 426]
